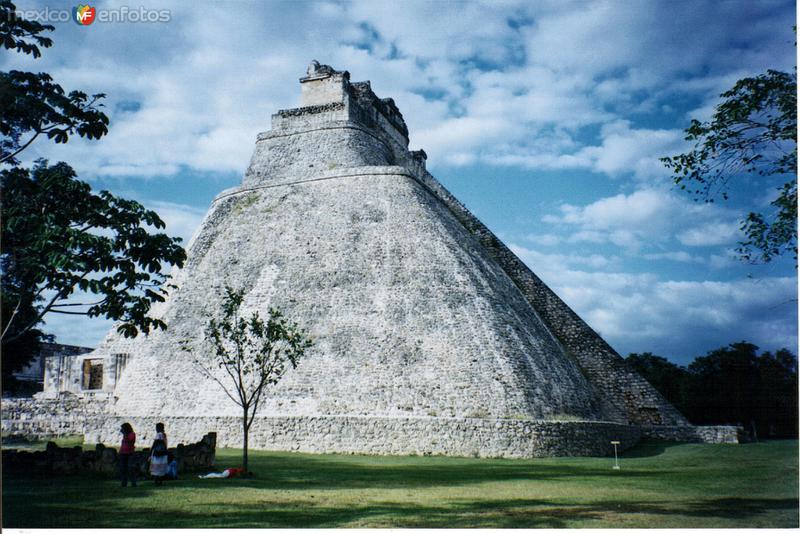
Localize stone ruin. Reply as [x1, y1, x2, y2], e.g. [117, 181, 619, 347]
[10, 343, 94, 395]
[1, 61, 743, 457]
[2, 432, 216, 477]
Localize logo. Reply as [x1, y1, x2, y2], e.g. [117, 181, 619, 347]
[73, 4, 96, 25]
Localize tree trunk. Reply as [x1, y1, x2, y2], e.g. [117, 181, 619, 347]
[242, 408, 249, 473]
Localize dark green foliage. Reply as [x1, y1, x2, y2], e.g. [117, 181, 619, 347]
[626, 352, 691, 415]
[0, 70, 109, 165]
[662, 69, 797, 263]
[627, 343, 798, 438]
[0, 1, 109, 165]
[0, 0, 53, 58]
[1, 1, 184, 382]
[189, 286, 312, 472]
[1, 161, 187, 345]
[0, 289, 52, 389]
[686, 342, 762, 429]
[738, 180, 797, 264]
[687, 343, 798, 438]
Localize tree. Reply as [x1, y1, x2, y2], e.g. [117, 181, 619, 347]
[684, 342, 797, 438]
[1, 161, 187, 345]
[662, 69, 797, 263]
[685, 342, 761, 430]
[628, 343, 798, 438]
[1, 0, 109, 165]
[1, 1, 186, 384]
[626, 352, 691, 415]
[753, 348, 798, 438]
[1, 0, 52, 57]
[1, 289, 52, 390]
[189, 287, 312, 473]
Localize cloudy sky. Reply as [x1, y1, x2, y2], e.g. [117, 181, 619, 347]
[5, 0, 797, 365]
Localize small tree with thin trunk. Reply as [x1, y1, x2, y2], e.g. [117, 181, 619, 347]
[189, 286, 312, 473]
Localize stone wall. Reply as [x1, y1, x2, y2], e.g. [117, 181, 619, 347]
[243, 122, 395, 186]
[3, 397, 642, 458]
[3, 395, 747, 457]
[87, 416, 642, 458]
[2, 396, 110, 438]
[12, 343, 93, 386]
[640, 425, 747, 444]
[2, 433, 216, 477]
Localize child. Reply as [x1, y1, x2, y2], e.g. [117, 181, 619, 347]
[166, 452, 178, 480]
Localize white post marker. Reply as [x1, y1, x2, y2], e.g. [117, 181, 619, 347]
[611, 440, 621, 470]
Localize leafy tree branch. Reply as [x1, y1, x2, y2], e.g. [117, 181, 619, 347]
[1, 161, 187, 343]
[1, 1, 109, 166]
[662, 69, 797, 263]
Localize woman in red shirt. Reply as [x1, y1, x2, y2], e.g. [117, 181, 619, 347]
[119, 422, 137, 487]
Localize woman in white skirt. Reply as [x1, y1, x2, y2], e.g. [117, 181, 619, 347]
[149, 422, 169, 486]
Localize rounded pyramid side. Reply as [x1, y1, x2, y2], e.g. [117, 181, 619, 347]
[109, 167, 614, 421]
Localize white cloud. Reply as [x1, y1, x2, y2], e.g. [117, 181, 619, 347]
[510, 244, 798, 359]
[677, 222, 740, 247]
[550, 189, 673, 228]
[542, 188, 740, 251]
[571, 121, 687, 180]
[708, 252, 739, 270]
[642, 251, 704, 264]
[10, 1, 793, 183]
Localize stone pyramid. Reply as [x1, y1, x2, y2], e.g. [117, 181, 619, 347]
[85, 61, 689, 457]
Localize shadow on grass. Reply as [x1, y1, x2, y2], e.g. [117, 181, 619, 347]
[222, 443, 687, 487]
[619, 440, 678, 458]
[4, 455, 670, 490]
[4, 441, 798, 528]
[5, 487, 797, 528]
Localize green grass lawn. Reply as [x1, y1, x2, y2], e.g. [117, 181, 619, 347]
[2, 434, 88, 451]
[2, 440, 798, 528]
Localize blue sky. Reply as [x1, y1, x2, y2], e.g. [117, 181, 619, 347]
[4, 0, 797, 365]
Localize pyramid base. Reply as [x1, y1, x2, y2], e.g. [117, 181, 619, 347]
[3, 397, 746, 457]
[77, 415, 640, 458]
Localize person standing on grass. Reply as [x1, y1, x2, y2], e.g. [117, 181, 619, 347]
[119, 422, 137, 487]
[149, 422, 169, 486]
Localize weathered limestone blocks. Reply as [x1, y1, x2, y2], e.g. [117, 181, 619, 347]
[640, 425, 747, 444]
[1, 395, 110, 437]
[84, 415, 642, 458]
[107, 168, 614, 424]
[3, 397, 639, 458]
[2, 433, 216, 477]
[2, 396, 743, 457]
[244, 122, 395, 185]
